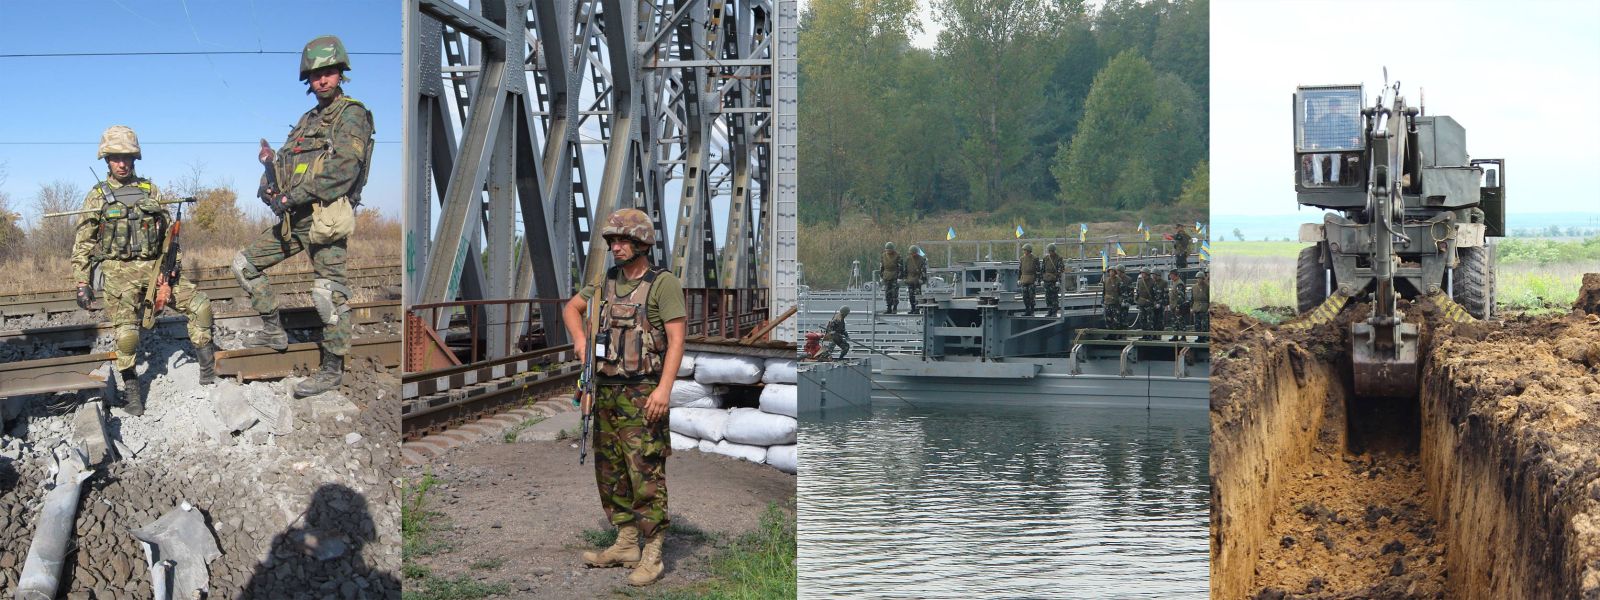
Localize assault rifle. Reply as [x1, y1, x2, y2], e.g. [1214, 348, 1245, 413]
[575, 296, 603, 464]
[143, 196, 190, 328]
[259, 138, 292, 242]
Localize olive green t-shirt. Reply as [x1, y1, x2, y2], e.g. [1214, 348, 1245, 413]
[579, 267, 687, 330]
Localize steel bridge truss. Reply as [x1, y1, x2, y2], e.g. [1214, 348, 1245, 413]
[404, 0, 798, 360]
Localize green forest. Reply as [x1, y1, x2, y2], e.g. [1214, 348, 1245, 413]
[798, 0, 1209, 227]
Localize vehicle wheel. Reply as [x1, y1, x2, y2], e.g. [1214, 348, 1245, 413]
[1296, 244, 1328, 314]
[1453, 245, 1491, 319]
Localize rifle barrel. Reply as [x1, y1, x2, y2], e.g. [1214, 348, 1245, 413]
[42, 197, 197, 219]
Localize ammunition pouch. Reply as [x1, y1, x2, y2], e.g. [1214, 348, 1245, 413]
[310, 196, 355, 245]
[596, 267, 668, 379]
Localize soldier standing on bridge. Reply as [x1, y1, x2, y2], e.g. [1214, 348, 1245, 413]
[880, 242, 903, 314]
[1134, 268, 1156, 335]
[563, 208, 687, 586]
[234, 35, 375, 398]
[904, 245, 927, 314]
[1152, 268, 1170, 331]
[1018, 243, 1040, 316]
[1167, 270, 1189, 339]
[825, 306, 852, 358]
[1192, 269, 1210, 332]
[71, 126, 217, 416]
[1172, 224, 1192, 270]
[1102, 266, 1124, 329]
[1042, 243, 1065, 317]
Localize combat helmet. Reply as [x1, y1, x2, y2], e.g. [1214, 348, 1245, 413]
[910, 244, 923, 255]
[884, 242, 896, 251]
[601, 208, 656, 246]
[1046, 243, 1057, 253]
[300, 35, 352, 81]
[98, 125, 141, 159]
[1021, 243, 1033, 253]
[838, 306, 851, 316]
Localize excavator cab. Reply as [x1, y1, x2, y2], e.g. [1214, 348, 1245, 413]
[1294, 85, 1366, 198]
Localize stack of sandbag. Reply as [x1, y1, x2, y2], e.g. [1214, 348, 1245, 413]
[665, 351, 799, 474]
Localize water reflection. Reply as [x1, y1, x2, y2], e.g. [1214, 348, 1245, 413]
[798, 402, 1208, 599]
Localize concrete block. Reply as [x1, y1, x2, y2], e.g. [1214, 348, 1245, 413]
[212, 385, 259, 433]
[310, 394, 360, 424]
[271, 401, 295, 436]
[192, 408, 234, 446]
[70, 401, 113, 465]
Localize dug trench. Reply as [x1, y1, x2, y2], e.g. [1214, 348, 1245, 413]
[1211, 281, 1600, 599]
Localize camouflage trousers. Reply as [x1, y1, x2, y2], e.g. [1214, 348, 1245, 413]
[1103, 303, 1124, 329]
[236, 211, 351, 355]
[881, 279, 899, 312]
[1020, 283, 1036, 312]
[102, 259, 213, 371]
[1043, 281, 1060, 312]
[593, 382, 670, 537]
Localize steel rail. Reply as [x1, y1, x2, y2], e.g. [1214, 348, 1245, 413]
[0, 301, 403, 349]
[214, 335, 402, 381]
[0, 264, 401, 317]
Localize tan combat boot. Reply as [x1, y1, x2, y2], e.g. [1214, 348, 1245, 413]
[582, 523, 640, 568]
[626, 531, 665, 586]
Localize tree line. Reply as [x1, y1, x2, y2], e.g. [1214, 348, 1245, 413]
[799, 0, 1209, 226]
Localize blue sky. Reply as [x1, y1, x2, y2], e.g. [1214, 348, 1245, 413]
[1211, 0, 1600, 217]
[0, 0, 400, 226]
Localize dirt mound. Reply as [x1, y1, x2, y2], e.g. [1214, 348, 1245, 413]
[1575, 273, 1600, 316]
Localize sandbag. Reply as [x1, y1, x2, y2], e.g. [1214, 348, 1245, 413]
[677, 351, 698, 378]
[761, 358, 797, 384]
[669, 407, 729, 442]
[670, 431, 699, 451]
[678, 396, 722, 409]
[723, 407, 797, 446]
[713, 440, 769, 463]
[670, 380, 715, 407]
[693, 354, 765, 385]
[697, 439, 717, 453]
[766, 444, 796, 473]
[758, 384, 797, 418]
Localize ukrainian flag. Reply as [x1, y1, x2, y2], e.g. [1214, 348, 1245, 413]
[1195, 221, 1206, 236]
[1078, 223, 1088, 242]
[1099, 249, 1108, 270]
[1015, 224, 1025, 239]
[1200, 240, 1211, 262]
[947, 226, 956, 241]
[1115, 242, 1127, 257]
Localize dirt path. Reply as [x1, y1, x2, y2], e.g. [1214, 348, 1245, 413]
[405, 417, 795, 599]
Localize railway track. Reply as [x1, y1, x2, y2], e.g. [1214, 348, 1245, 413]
[0, 335, 401, 397]
[0, 263, 401, 318]
[400, 345, 578, 439]
[0, 301, 403, 350]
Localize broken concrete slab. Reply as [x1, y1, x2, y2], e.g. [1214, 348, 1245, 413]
[130, 502, 222, 599]
[309, 394, 360, 424]
[211, 384, 259, 433]
[71, 400, 115, 466]
[191, 408, 234, 447]
[270, 400, 295, 436]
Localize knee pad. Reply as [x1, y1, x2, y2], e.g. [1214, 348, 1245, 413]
[190, 291, 214, 328]
[311, 278, 353, 326]
[115, 324, 140, 357]
[232, 252, 264, 289]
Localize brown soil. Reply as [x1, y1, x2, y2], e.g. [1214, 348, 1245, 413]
[1576, 273, 1600, 316]
[1212, 290, 1600, 599]
[404, 431, 794, 599]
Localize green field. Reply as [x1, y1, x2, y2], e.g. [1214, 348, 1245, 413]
[1212, 239, 1595, 316]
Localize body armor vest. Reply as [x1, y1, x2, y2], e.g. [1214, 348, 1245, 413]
[277, 96, 375, 204]
[1018, 254, 1039, 285]
[1103, 273, 1121, 303]
[597, 266, 668, 378]
[904, 254, 926, 285]
[94, 181, 166, 261]
[1042, 254, 1063, 282]
[880, 251, 901, 280]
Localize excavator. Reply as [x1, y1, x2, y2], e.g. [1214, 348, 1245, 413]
[1289, 73, 1505, 398]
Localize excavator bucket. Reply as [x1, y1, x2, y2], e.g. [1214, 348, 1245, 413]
[1350, 321, 1419, 397]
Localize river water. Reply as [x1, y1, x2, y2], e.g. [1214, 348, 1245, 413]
[798, 400, 1209, 598]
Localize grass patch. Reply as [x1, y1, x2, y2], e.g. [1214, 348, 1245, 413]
[581, 527, 619, 548]
[400, 573, 511, 600]
[636, 503, 797, 600]
[1211, 240, 1308, 258]
[468, 556, 507, 571]
[501, 414, 547, 443]
[403, 471, 449, 559]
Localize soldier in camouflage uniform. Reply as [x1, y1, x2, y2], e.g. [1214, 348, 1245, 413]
[1102, 266, 1124, 329]
[562, 208, 687, 587]
[1134, 268, 1156, 334]
[904, 245, 927, 314]
[1018, 243, 1040, 316]
[72, 126, 217, 416]
[1152, 269, 1169, 331]
[1167, 270, 1190, 339]
[1041, 243, 1065, 317]
[1192, 269, 1210, 332]
[234, 35, 375, 398]
[825, 306, 852, 358]
[1172, 224, 1192, 270]
[880, 242, 903, 314]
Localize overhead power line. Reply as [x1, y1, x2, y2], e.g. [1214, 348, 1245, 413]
[0, 50, 400, 59]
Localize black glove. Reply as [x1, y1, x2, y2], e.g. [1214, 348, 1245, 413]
[76, 284, 94, 310]
[264, 193, 291, 217]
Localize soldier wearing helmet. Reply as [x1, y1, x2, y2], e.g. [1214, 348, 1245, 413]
[1192, 269, 1210, 332]
[825, 305, 853, 358]
[1134, 267, 1156, 334]
[1041, 243, 1065, 317]
[903, 245, 927, 314]
[1018, 243, 1040, 316]
[879, 241, 903, 314]
[1172, 223, 1192, 269]
[1102, 264, 1125, 329]
[234, 35, 376, 398]
[71, 125, 218, 416]
[561, 207, 686, 587]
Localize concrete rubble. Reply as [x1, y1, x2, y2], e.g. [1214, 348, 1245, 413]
[129, 502, 222, 599]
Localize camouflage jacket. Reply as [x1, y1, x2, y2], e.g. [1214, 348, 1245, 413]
[1135, 276, 1154, 306]
[903, 253, 927, 286]
[1192, 278, 1209, 308]
[1041, 253, 1065, 283]
[1173, 230, 1192, 254]
[1102, 272, 1121, 303]
[825, 315, 849, 338]
[879, 250, 902, 280]
[267, 94, 375, 208]
[1018, 253, 1039, 285]
[1168, 280, 1188, 308]
[1153, 277, 1169, 305]
[71, 176, 171, 285]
